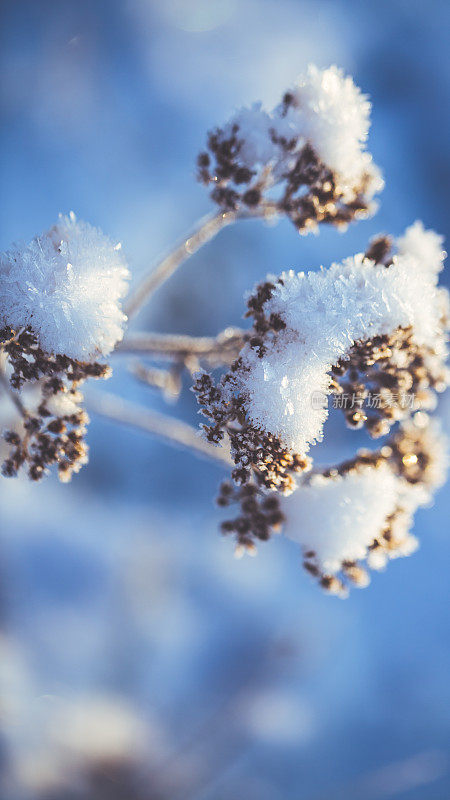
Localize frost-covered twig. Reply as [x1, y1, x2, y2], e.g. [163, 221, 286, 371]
[131, 362, 184, 401]
[0, 213, 129, 480]
[124, 210, 236, 319]
[87, 390, 233, 466]
[117, 328, 245, 366]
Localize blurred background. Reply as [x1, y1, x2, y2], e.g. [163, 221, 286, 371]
[0, 0, 449, 797]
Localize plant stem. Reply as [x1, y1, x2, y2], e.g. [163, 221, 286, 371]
[124, 210, 236, 320]
[116, 328, 244, 365]
[86, 390, 233, 466]
[131, 362, 183, 400]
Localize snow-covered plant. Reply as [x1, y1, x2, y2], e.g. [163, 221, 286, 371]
[284, 415, 447, 595]
[0, 212, 129, 481]
[0, 65, 448, 595]
[215, 412, 447, 588]
[197, 65, 383, 233]
[194, 222, 449, 494]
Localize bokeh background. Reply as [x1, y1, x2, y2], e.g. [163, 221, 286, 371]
[0, 1, 449, 798]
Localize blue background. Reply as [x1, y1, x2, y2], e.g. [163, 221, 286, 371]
[0, 1, 449, 797]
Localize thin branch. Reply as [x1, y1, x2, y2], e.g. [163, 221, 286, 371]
[116, 327, 245, 366]
[124, 210, 236, 320]
[123, 200, 280, 321]
[131, 362, 183, 400]
[117, 329, 242, 355]
[86, 390, 233, 466]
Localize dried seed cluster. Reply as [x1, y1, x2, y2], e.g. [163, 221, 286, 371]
[193, 225, 448, 591]
[193, 371, 311, 495]
[213, 415, 446, 584]
[198, 136, 374, 234]
[327, 235, 449, 436]
[299, 416, 447, 595]
[194, 238, 448, 501]
[197, 65, 382, 234]
[1, 326, 110, 481]
[231, 228, 448, 453]
[217, 481, 285, 555]
[388, 414, 447, 489]
[331, 324, 449, 437]
[193, 276, 311, 503]
[193, 264, 447, 565]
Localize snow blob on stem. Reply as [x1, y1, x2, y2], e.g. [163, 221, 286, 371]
[197, 65, 383, 233]
[195, 223, 448, 493]
[0, 212, 129, 360]
[284, 415, 448, 595]
[238, 222, 448, 455]
[216, 414, 448, 594]
[0, 213, 129, 481]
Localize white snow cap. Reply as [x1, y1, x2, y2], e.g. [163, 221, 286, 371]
[397, 219, 446, 274]
[284, 464, 425, 575]
[225, 65, 383, 199]
[276, 64, 383, 199]
[0, 213, 130, 360]
[238, 223, 448, 454]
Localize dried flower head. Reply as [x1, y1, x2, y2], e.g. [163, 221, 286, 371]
[283, 415, 448, 595]
[217, 479, 285, 555]
[0, 212, 129, 360]
[193, 370, 312, 496]
[193, 223, 448, 588]
[212, 414, 447, 588]
[197, 65, 383, 232]
[0, 327, 111, 481]
[197, 222, 448, 474]
[0, 214, 129, 481]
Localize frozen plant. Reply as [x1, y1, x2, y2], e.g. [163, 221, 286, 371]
[194, 223, 449, 498]
[0, 213, 129, 481]
[0, 65, 448, 595]
[284, 415, 448, 595]
[197, 65, 383, 233]
[215, 412, 448, 584]
[0, 212, 129, 360]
